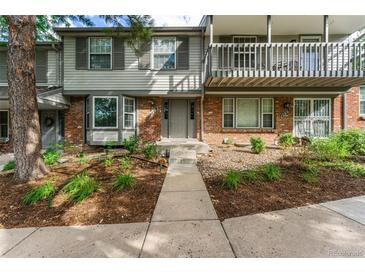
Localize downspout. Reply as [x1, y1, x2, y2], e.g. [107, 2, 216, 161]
[200, 25, 205, 142]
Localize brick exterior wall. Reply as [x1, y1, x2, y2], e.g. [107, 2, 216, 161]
[137, 97, 163, 142]
[64, 96, 84, 146]
[345, 86, 365, 129]
[202, 96, 294, 145]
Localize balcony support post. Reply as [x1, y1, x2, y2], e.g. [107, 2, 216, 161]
[209, 15, 214, 45]
[267, 15, 272, 70]
[323, 15, 329, 71]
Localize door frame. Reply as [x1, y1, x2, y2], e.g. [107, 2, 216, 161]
[293, 98, 331, 137]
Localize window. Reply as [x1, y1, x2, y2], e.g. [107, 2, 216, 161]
[300, 35, 321, 71]
[233, 36, 257, 68]
[223, 98, 234, 128]
[93, 96, 118, 128]
[123, 97, 135, 129]
[360, 87, 365, 116]
[190, 102, 195, 120]
[261, 98, 274, 128]
[222, 98, 274, 129]
[89, 37, 112, 69]
[152, 37, 176, 70]
[0, 111, 9, 140]
[163, 101, 169, 119]
[236, 98, 260, 128]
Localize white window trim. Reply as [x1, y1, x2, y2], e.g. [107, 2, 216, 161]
[88, 37, 113, 70]
[151, 36, 177, 70]
[293, 98, 331, 138]
[123, 96, 136, 129]
[299, 35, 322, 42]
[0, 110, 9, 140]
[222, 98, 235, 128]
[235, 98, 261, 129]
[93, 96, 118, 129]
[261, 98, 274, 128]
[359, 87, 365, 117]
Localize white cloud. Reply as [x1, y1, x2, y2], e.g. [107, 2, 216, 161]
[151, 15, 203, 27]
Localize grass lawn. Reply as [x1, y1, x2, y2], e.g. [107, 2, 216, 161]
[0, 149, 167, 229]
[198, 145, 365, 220]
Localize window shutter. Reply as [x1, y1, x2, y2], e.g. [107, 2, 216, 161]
[176, 36, 189, 70]
[112, 37, 125, 70]
[35, 49, 47, 83]
[138, 40, 151, 70]
[0, 51, 7, 82]
[76, 37, 88, 70]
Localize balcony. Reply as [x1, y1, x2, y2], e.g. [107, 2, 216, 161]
[204, 42, 365, 89]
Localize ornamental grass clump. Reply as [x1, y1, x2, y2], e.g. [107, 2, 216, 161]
[62, 172, 99, 203]
[22, 180, 56, 205]
[113, 172, 135, 190]
[261, 163, 281, 181]
[250, 137, 266, 154]
[278, 133, 295, 148]
[222, 169, 241, 189]
[2, 160, 15, 171]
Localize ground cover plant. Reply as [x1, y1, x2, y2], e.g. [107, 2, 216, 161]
[61, 172, 99, 203]
[21, 180, 55, 206]
[2, 160, 16, 171]
[113, 172, 135, 190]
[250, 137, 266, 154]
[278, 133, 295, 148]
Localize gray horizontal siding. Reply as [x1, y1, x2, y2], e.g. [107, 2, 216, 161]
[63, 36, 202, 92]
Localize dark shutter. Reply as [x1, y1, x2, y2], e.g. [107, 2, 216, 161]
[76, 37, 88, 70]
[218, 36, 232, 68]
[176, 36, 189, 70]
[138, 40, 151, 70]
[0, 51, 7, 82]
[35, 49, 47, 83]
[112, 37, 125, 70]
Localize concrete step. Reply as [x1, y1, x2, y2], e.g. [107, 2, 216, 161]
[157, 139, 210, 155]
[169, 149, 197, 165]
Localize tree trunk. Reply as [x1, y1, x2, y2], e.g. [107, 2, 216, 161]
[6, 16, 48, 182]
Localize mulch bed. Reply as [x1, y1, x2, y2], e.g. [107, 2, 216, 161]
[0, 156, 166, 229]
[198, 146, 365, 220]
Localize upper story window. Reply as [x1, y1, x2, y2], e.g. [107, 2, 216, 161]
[0, 110, 9, 140]
[152, 37, 176, 70]
[360, 87, 365, 116]
[89, 37, 112, 69]
[93, 96, 118, 128]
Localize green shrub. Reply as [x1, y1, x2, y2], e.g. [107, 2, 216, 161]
[278, 133, 295, 148]
[250, 137, 266, 154]
[103, 155, 114, 167]
[310, 137, 349, 161]
[241, 169, 260, 183]
[123, 136, 139, 154]
[119, 157, 131, 170]
[222, 169, 241, 189]
[62, 172, 99, 202]
[2, 160, 16, 171]
[113, 172, 135, 190]
[22, 181, 55, 205]
[42, 147, 61, 166]
[334, 129, 365, 156]
[302, 164, 320, 184]
[261, 164, 281, 181]
[143, 142, 159, 160]
[332, 161, 365, 177]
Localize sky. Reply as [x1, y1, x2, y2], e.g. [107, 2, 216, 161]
[87, 15, 203, 27]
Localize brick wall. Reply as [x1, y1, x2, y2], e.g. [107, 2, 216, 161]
[202, 96, 294, 145]
[64, 96, 84, 146]
[137, 97, 163, 142]
[346, 87, 365, 129]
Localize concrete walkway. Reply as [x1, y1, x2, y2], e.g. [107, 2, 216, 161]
[140, 163, 234, 257]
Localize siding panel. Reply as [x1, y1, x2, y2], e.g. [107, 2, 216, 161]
[63, 36, 202, 92]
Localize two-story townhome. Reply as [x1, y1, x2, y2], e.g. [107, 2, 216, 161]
[0, 42, 68, 153]
[0, 16, 365, 153]
[200, 15, 365, 144]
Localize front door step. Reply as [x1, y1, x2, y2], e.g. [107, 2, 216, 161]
[169, 148, 197, 164]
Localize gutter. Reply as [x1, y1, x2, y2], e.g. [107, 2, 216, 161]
[200, 25, 205, 142]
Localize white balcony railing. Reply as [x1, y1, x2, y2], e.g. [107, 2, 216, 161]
[204, 42, 365, 79]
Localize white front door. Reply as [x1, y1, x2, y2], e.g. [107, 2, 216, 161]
[294, 98, 331, 137]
